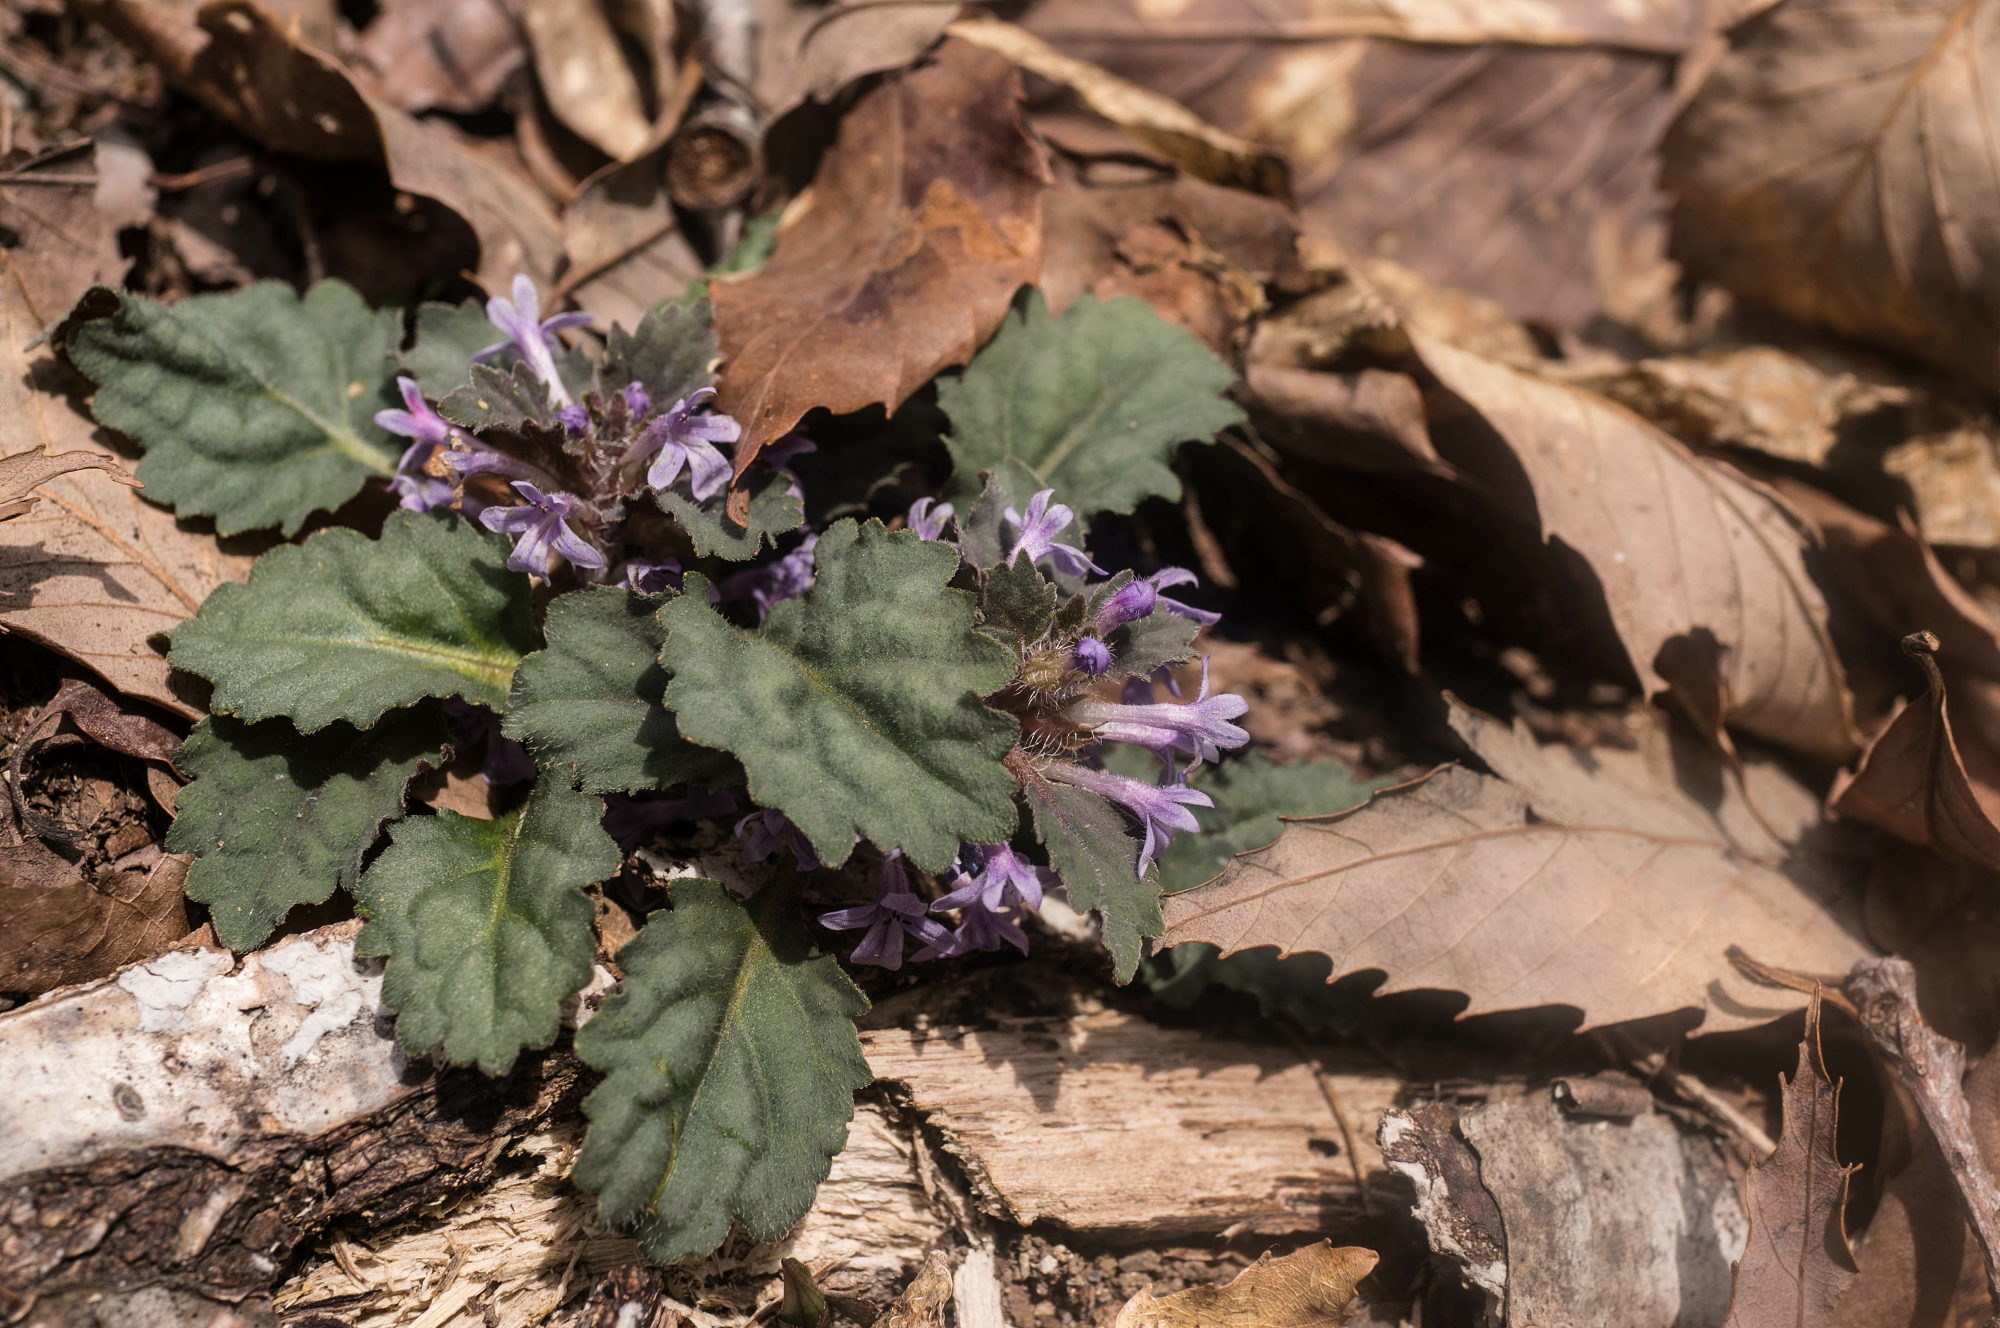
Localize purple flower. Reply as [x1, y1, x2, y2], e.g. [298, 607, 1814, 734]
[1062, 657, 1248, 764]
[933, 842, 1050, 914]
[473, 274, 592, 407]
[1150, 567, 1221, 626]
[375, 376, 458, 448]
[559, 403, 590, 436]
[1004, 489, 1103, 577]
[712, 532, 818, 621]
[818, 853, 951, 970]
[735, 808, 820, 870]
[642, 388, 739, 501]
[619, 558, 684, 594]
[622, 381, 651, 418]
[907, 497, 954, 541]
[439, 441, 543, 483]
[1094, 578, 1158, 632]
[389, 441, 456, 513]
[478, 481, 606, 577]
[1073, 637, 1112, 676]
[1043, 761, 1212, 876]
[920, 901, 1030, 959]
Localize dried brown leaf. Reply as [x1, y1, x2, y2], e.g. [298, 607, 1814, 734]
[1833, 633, 2000, 873]
[1111, 1243, 1376, 1328]
[518, 0, 651, 160]
[0, 845, 190, 998]
[1666, 1, 2000, 389]
[1406, 330, 1858, 763]
[879, 1251, 954, 1328]
[0, 261, 253, 716]
[0, 448, 137, 524]
[1160, 723, 1871, 1031]
[710, 39, 1051, 470]
[349, 0, 527, 116]
[1724, 994, 1857, 1327]
[0, 143, 125, 317]
[28, 678, 182, 768]
[1023, 0, 1690, 329]
[109, 0, 564, 286]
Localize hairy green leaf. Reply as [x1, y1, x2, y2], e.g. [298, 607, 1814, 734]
[980, 556, 1057, 645]
[659, 467, 802, 560]
[507, 587, 738, 793]
[1110, 609, 1200, 678]
[168, 708, 448, 950]
[573, 878, 871, 1260]
[659, 520, 1018, 871]
[1020, 766, 1158, 981]
[356, 773, 617, 1075]
[64, 280, 403, 535]
[600, 297, 715, 407]
[939, 291, 1243, 517]
[400, 298, 496, 390]
[438, 361, 558, 433]
[170, 511, 539, 731]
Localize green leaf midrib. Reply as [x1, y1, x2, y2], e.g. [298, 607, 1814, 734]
[163, 296, 393, 476]
[648, 893, 780, 1213]
[1023, 360, 1155, 481]
[273, 630, 517, 691]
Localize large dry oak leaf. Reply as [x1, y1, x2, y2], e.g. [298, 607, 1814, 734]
[1666, 0, 2000, 388]
[1160, 710, 1870, 1032]
[710, 39, 1051, 470]
[1408, 330, 1857, 763]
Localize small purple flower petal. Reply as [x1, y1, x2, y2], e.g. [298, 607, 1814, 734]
[622, 381, 651, 418]
[374, 376, 458, 448]
[1150, 567, 1222, 626]
[477, 480, 606, 576]
[1004, 489, 1104, 575]
[735, 808, 819, 869]
[818, 852, 951, 970]
[933, 842, 1050, 915]
[711, 533, 818, 621]
[473, 274, 590, 407]
[559, 403, 590, 436]
[389, 439, 454, 513]
[907, 497, 955, 542]
[642, 388, 741, 502]
[619, 558, 684, 594]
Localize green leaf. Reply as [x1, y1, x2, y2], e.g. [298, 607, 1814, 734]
[1020, 768, 1159, 982]
[507, 587, 739, 793]
[167, 707, 449, 950]
[170, 510, 540, 731]
[401, 298, 497, 390]
[355, 772, 617, 1075]
[600, 297, 715, 407]
[659, 520, 1019, 871]
[938, 291, 1243, 517]
[1109, 609, 1200, 679]
[64, 280, 404, 535]
[659, 467, 803, 560]
[980, 556, 1057, 645]
[572, 878, 871, 1260]
[438, 361, 558, 433]
[957, 463, 1047, 571]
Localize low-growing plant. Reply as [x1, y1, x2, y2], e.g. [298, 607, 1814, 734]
[60, 272, 1278, 1260]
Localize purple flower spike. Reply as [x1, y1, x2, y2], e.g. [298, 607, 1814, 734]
[1004, 489, 1104, 577]
[642, 387, 740, 501]
[1073, 637, 1112, 676]
[818, 853, 952, 970]
[1062, 657, 1249, 765]
[1043, 761, 1212, 876]
[375, 376, 459, 448]
[473, 274, 592, 407]
[907, 497, 955, 541]
[735, 807, 821, 869]
[559, 404, 590, 436]
[478, 481, 606, 577]
[1149, 567, 1221, 626]
[1094, 578, 1159, 633]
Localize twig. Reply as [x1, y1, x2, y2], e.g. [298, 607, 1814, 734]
[1629, 1050, 1778, 1160]
[1846, 956, 2000, 1328]
[1282, 1023, 1374, 1215]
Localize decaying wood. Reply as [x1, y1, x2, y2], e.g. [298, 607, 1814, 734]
[3, 924, 1441, 1324]
[861, 1006, 1404, 1239]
